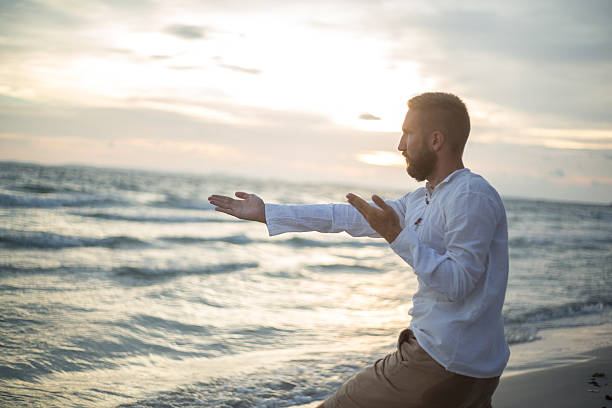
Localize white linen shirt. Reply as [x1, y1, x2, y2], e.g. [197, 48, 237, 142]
[265, 168, 510, 378]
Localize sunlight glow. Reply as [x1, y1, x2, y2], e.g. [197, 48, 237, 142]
[491, 128, 612, 150]
[2, 12, 434, 131]
[527, 128, 612, 139]
[357, 151, 405, 167]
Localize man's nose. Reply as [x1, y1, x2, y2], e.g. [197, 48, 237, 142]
[398, 136, 406, 151]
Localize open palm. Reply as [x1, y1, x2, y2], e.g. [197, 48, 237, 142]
[207, 192, 266, 223]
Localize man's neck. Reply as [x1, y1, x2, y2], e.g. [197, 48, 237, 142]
[427, 158, 465, 190]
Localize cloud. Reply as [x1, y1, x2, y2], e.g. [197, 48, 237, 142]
[103, 47, 135, 55]
[0, 94, 342, 144]
[163, 24, 206, 39]
[358, 113, 381, 121]
[340, 1, 612, 127]
[168, 65, 202, 71]
[212, 55, 262, 75]
[218, 64, 262, 75]
[523, 128, 612, 150]
[0, 0, 86, 31]
[548, 168, 565, 178]
[119, 95, 334, 129]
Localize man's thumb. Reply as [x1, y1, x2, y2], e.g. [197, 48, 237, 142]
[235, 192, 249, 199]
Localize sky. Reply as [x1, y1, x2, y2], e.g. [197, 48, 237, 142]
[1, 0, 611, 203]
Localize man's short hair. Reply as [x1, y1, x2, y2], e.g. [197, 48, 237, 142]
[407, 92, 471, 154]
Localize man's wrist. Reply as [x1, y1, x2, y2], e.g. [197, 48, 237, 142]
[384, 225, 403, 244]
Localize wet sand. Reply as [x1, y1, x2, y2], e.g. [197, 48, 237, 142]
[493, 346, 612, 408]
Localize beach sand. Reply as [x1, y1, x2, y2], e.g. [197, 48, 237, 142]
[493, 346, 612, 408]
[288, 346, 612, 408]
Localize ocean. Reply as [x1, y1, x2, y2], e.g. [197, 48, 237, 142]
[1, 161, 611, 407]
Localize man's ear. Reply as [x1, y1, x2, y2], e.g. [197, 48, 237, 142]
[431, 130, 445, 152]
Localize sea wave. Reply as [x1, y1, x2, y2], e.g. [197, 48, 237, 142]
[117, 375, 333, 408]
[70, 212, 241, 223]
[0, 193, 63, 208]
[504, 325, 541, 345]
[500, 300, 612, 345]
[308, 263, 382, 273]
[112, 262, 259, 279]
[509, 236, 612, 250]
[114, 348, 370, 408]
[159, 234, 254, 245]
[0, 328, 209, 383]
[150, 194, 213, 210]
[503, 300, 611, 325]
[158, 235, 386, 248]
[0, 229, 150, 249]
[278, 236, 386, 248]
[128, 314, 213, 336]
[0, 263, 259, 280]
[7, 183, 82, 194]
[0, 265, 85, 276]
[0, 192, 123, 209]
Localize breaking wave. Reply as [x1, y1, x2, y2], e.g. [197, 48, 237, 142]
[70, 212, 240, 223]
[0, 229, 150, 249]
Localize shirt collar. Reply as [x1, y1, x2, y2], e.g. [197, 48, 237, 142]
[426, 168, 470, 193]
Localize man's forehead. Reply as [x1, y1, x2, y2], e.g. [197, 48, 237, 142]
[402, 109, 419, 129]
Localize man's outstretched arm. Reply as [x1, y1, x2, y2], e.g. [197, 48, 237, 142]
[208, 191, 408, 238]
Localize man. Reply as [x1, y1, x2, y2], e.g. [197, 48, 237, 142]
[208, 92, 509, 407]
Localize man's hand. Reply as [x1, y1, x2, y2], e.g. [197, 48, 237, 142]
[207, 192, 266, 223]
[346, 193, 402, 243]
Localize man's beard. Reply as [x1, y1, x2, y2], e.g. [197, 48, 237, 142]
[405, 147, 437, 182]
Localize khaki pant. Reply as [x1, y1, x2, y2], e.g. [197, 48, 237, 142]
[324, 329, 499, 408]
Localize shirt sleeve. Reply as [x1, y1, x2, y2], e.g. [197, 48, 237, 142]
[389, 191, 501, 301]
[265, 196, 408, 238]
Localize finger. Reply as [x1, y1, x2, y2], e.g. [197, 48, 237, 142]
[373, 195, 399, 220]
[346, 193, 372, 219]
[346, 193, 373, 213]
[209, 196, 235, 209]
[235, 192, 250, 199]
[349, 200, 368, 219]
[372, 194, 389, 210]
[208, 194, 232, 201]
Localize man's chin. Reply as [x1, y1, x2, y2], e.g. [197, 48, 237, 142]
[406, 166, 428, 182]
